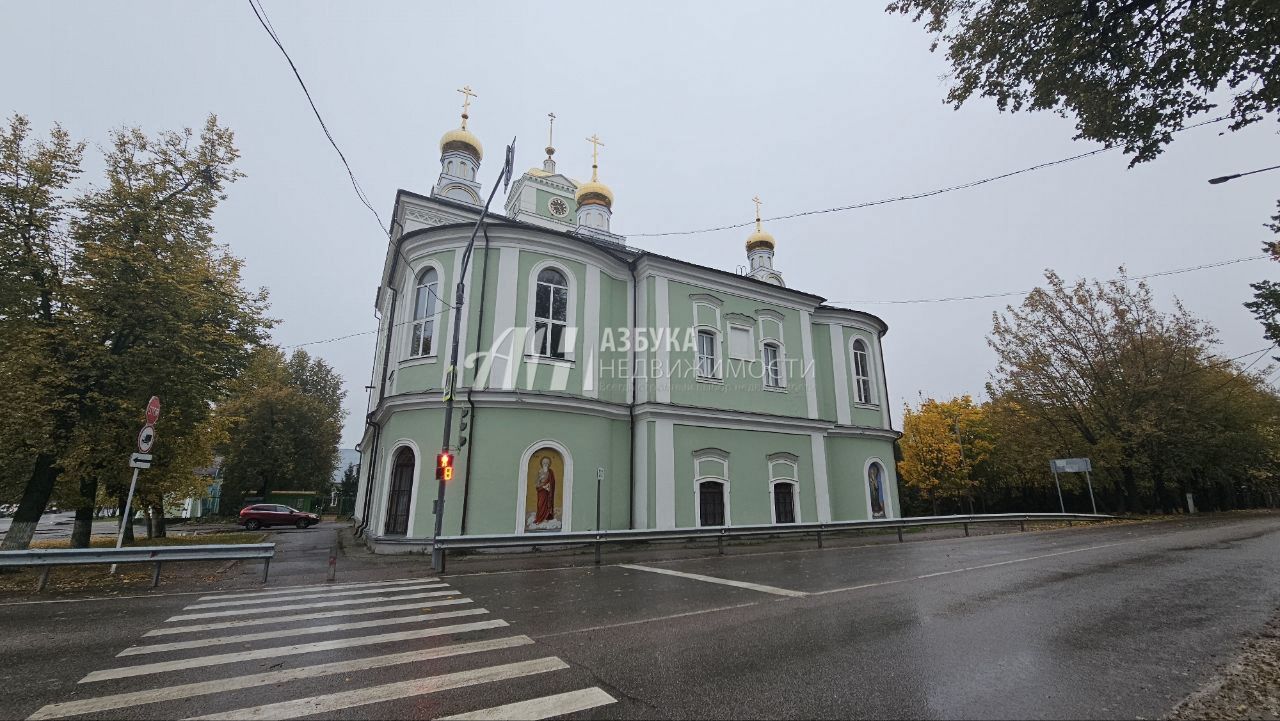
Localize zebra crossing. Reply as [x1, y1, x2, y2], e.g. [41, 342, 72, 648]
[28, 576, 616, 720]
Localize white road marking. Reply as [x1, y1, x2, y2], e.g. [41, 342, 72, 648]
[28, 636, 534, 720]
[810, 539, 1149, 595]
[183, 583, 446, 609]
[150, 598, 473, 636]
[533, 602, 761, 639]
[439, 687, 618, 720]
[196, 577, 432, 601]
[618, 563, 809, 597]
[185, 657, 570, 720]
[80, 619, 509, 683]
[120, 608, 490, 656]
[167, 589, 460, 620]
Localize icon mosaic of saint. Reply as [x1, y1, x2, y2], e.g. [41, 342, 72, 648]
[525, 449, 564, 532]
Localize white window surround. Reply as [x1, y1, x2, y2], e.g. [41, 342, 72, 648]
[850, 337, 877, 407]
[514, 439, 574, 535]
[758, 311, 787, 391]
[864, 456, 893, 520]
[525, 259, 578, 361]
[769, 478, 801, 525]
[402, 260, 447, 362]
[380, 439, 423, 539]
[693, 448, 731, 527]
[691, 295, 724, 382]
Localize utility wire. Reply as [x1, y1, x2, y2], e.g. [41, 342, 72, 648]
[248, 0, 385, 234]
[830, 255, 1265, 306]
[632, 115, 1231, 238]
[247, 0, 459, 317]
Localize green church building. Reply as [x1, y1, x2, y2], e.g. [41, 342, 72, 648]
[353, 92, 902, 552]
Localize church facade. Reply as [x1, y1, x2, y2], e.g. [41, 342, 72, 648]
[353, 95, 902, 552]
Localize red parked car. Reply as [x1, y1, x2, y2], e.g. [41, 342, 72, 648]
[239, 504, 319, 530]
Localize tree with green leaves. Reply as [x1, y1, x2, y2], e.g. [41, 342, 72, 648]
[0, 115, 271, 549]
[217, 347, 346, 514]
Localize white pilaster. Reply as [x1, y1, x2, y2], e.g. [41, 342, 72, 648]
[654, 277, 671, 404]
[635, 276, 649, 404]
[810, 432, 832, 523]
[583, 266, 601, 398]
[829, 325, 851, 425]
[799, 311, 819, 419]
[655, 419, 676, 529]
[633, 420, 649, 529]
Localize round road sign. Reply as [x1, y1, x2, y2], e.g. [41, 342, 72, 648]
[145, 396, 161, 425]
[137, 425, 157, 453]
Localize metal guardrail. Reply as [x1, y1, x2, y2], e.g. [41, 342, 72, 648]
[433, 513, 1111, 570]
[0, 543, 277, 591]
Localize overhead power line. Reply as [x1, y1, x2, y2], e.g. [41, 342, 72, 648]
[830, 255, 1266, 306]
[631, 115, 1230, 238]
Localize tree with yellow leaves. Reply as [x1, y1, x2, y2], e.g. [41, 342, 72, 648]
[898, 395, 991, 515]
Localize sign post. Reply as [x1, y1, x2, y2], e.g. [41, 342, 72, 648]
[112, 396, 159, 574]
[1050, 458, 1095, 514]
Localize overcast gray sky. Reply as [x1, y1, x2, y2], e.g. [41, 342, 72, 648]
[4, 1, 1276, 448]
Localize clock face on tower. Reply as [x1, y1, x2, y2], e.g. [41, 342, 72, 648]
[548, 197, 569, 218]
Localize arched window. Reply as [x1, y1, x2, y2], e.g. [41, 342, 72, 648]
[699, 481, 726, 526]
[851, 338, 873, 404]
[768, 454, 800, 524]
[410, 268, 438, 358]
[533, 267, 569, 359]
[384, 447, 415, 535]
[446, 160, 454, 176]
[763, 342, 782, 388]
[867, 461, 887, 519]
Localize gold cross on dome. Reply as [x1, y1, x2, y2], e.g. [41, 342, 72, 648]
[457, 85, 477, 128]
[586, 134, 605, 181]
[752, 196, 763, 231]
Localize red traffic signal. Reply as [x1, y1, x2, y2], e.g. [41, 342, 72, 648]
[436, 451, 454, 482]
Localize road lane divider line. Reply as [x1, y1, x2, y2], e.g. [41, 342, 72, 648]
[79, 619, 509, 683]
[195, 577, 433, 601]
[439, 687, 618, 720]
[183, 657, 571, 721]
[166, 589, 461, 620]
[811, 539, 1151, 596]
[120, 609, 491, 656]
[183, 583, 447, 609]
[27, 636, 534, 720]
[617, 564, 809, 597]
[150, 598, 474, 635]
[533, 601, 761, 639]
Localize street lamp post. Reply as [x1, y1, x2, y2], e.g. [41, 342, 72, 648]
[1208, 164, 1280, 184]
[431, 139, 515, 574]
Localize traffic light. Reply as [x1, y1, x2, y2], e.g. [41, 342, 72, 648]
[436, 451, 454, 482]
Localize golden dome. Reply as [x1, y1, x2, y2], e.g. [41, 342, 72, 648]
[746, 228, 775, 251]
[575, 179, 614, 209]
[439, 128, 483, 160]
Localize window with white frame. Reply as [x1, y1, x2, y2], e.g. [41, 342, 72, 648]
[768, 454, 799, 524]
[851, 338, 874, 404]
[533, 267, 570, 359]
[693, 449, 730, 527]
[696, 329, 719, 379]
[409, 268, 439, 358]
[763, 342, 782, 388]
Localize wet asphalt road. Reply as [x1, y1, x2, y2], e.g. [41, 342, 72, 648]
[2, 514, 1278, 720]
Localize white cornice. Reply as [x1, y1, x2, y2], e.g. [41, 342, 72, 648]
[635, 256, 823, 313]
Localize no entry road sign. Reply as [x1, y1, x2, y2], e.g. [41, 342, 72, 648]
[137, 425, 156, 453]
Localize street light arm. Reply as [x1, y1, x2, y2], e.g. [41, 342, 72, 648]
[1208, 163, 1280, 184]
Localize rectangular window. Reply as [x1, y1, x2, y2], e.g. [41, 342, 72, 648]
[696, 330, 718, 379]
[763, 344, 782, 388]
[728, 325, 754, 360]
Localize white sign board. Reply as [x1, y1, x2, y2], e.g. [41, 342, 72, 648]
[1051, 458, 1092, 473]
[129, 453, 153, 469]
